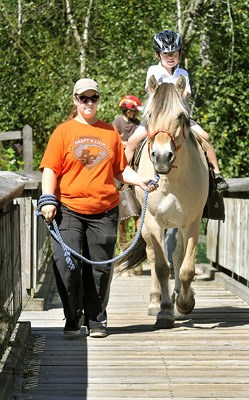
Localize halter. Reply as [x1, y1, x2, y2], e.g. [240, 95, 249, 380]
[147, 127, 186, 155]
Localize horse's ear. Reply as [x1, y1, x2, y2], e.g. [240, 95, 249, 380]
[175, 74, 186, 95]
[147, 75, 158, 94]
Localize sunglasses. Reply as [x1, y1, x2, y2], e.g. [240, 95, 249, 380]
[76, 94, 99, 104]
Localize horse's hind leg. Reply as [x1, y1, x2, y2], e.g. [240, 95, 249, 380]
[175, 222, 200, 315]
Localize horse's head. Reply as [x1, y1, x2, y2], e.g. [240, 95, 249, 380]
[143, 75, 190, 175]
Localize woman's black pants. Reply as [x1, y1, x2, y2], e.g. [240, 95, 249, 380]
[51, 204, 119, 326]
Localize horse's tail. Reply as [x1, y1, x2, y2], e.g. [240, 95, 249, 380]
[114, 235, 147, 273]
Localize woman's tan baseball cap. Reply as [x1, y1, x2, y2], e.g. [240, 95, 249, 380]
[73, 78, 99, 95]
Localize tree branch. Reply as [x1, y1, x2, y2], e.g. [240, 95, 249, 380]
[0, 4, 66, 80]
[18, 0, 22, 36]
[65, 0, 94, 76]
[182, 1, 207, 48]
[176, 0, 182, 33]
[227, 0, 234, 74]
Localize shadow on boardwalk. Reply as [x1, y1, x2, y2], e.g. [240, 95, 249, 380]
[8, 265, 249, 400]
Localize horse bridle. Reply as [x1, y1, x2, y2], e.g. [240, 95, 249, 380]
[147, 127, 186, 154]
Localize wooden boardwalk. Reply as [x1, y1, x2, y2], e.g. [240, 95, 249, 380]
[10, 265, 249, 400]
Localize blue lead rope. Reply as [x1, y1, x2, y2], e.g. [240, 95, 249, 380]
[36, 175, 159, 270]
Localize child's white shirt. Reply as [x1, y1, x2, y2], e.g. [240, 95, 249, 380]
[145, 63, 191, 95]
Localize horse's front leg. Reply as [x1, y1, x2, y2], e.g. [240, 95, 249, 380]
[175, 220, 201, 315]
[151, 235, 175, 329]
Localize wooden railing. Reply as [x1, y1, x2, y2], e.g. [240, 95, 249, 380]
[0, 171, 50, 359]
[0, 125, 33, 171]
[207, 177, 249, 300]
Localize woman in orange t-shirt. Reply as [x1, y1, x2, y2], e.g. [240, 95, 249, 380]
[39, 78, 158, 338]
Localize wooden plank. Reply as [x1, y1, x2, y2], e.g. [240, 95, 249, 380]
[0, 131, 22, 140]
[0, 176, 24, 209]
[22, 124, 33, 171]
[11, 384, 249, 398]
[9, 266, 249, 400]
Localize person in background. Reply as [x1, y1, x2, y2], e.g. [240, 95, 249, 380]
[113, 95, 142, 149]
[39, 78, 158, 338]
[113, 95, 143, 248]
[125, 30, 229, 192]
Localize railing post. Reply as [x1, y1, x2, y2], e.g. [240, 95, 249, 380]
[22, 125, 33, 171]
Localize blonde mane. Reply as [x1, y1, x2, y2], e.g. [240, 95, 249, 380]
[143, 82, 190, 129]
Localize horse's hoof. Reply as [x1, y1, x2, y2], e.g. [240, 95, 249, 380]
[176, 297, 195, 315]
[154, 318, 175, 329]
[148, 306, 160, 316]
[174, 308, 190, 320]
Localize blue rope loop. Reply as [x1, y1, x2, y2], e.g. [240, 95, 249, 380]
[36, 194, 58, 216]
[36, 174, 160, 270]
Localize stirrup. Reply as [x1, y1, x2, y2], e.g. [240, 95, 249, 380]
[215, 173, 229, 191]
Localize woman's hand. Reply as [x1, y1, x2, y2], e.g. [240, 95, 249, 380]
[137, 177, 159, 192]
[116, 165, 159, 192]
[41, 204, 57, 224]
[41, 168, 58, 223]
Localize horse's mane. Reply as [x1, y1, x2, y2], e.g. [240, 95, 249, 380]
[142, 82, 190, 129]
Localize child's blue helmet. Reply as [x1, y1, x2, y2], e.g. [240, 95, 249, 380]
[153, 30, 182, 53]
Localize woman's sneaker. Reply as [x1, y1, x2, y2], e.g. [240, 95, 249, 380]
[215, 173, 229, 191]
[64, 313, 85, 335]
[89, 326, 107, 338]
[87, 320, 107, 338]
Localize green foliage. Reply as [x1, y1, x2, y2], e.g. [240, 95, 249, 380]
[116, 217, 137, 255]
[0, 0, 248, 176]
[188, 1, 249, 177]
[0, 144, 24, 171]
[196, 242, 209, 264]
[87, 0, 177, 123]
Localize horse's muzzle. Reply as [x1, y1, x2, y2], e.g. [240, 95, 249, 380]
[154, 163, 173, 175]
[151, 151, 175, 174]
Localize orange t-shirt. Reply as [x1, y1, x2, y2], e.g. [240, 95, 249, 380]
[40, 119, 128, 214]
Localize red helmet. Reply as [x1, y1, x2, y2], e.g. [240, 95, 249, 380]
[119, 95, 143, 111]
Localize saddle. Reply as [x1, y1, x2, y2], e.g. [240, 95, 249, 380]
[119, 185, 141, 221]
[132, 137, 148, 172]
[118, 138, 147, 221]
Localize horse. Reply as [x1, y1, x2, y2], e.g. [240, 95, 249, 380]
[118, 75, 209, 329]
